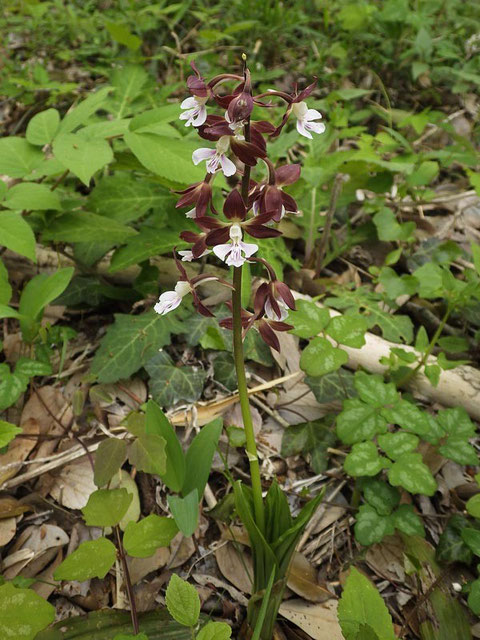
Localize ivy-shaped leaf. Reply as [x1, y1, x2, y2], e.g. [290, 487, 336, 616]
[145, 350, 206, 406]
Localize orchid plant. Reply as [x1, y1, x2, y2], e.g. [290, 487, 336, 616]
[156, 56, 325, 639]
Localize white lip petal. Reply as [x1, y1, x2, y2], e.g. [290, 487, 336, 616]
[305, 108, 322, 121]
[192, 147, 215, 165]
[220, 154, 237, 177]
[192, 105, 207, 127]
[296, 119, 313, 139]
[240, 241, 258, 258]
[212, 243, 233, 261]
[225, 246, 245, 267]
[154, 291, 182, 315]
[206, 154, 221, 173]
[306, 121, 326, 135]
[181, 96, 197, 109]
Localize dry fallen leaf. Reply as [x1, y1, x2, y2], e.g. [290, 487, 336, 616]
[127, 547, 170, 585]
[49, 456, 96, 509]
[279, 599, 343, 640]
[215, 542, 253, 594]
[288, 552, 332, 603]
[0, 417, 39, 485]
[0, 517, 16, 547]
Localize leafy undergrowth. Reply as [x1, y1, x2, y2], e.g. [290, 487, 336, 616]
[1, 1, 480, 639]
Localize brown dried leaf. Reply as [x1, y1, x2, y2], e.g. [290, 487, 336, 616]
[279, 599, 343, 640]
[0, 496, 31, 518]
[0, 517, 16, 547]
[0, 417, 38, 484]
[288, 552, 332, 603]
[49, 457, 96, 509]
[215, 542, 253, 594]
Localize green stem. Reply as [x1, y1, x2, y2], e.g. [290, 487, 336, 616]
[232, 266, 265, 534]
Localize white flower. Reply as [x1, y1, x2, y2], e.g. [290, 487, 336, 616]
[265, 297, 289, 321]
[291, 101, 325, 139]
[179, 96, 208, 127]
[192, 136, 236, 177]
[154, 280, 191, 315]
[178, 249, 211, 262]
[212, 224, 258, 267]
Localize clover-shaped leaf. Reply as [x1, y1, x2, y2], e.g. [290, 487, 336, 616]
[344, 441, 387, 477]
[355, 504, 395, 545]
[289, 301, 330, 338]
[387, 453, 436, 496]
[300, 337, 348, 377]
[354, 371, 398, 407]
[337, 398, 387, 445]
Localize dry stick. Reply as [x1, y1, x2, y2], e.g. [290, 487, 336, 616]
[314, 174, 345, 277]
[114, 525, 140, 635]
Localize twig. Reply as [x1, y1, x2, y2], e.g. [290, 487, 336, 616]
[114, 525, 139, 635]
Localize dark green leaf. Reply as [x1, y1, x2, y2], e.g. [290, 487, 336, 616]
[355, 505, 395, 545]
[336, 398, 387, 445]
[183, 418, 223, 499]
[436, 515, 473, 565]
[305, 368, 355, 403]
[145, 351, 206, 407]
[145, 400, 185, 493]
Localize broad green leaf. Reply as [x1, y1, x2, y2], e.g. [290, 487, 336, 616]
[145, 350, 206, 407]
[128, 433, 166, 476]
[59, 87, 112, 134]
[437, 515, 473, 564]
[106, 25, 142, 51]
[19, 267, 74, 322]
[355, 505, 394, 545]
[123, 515, 178, 557]
[196, 621, 232, 640]
[362, 478, 399, 515]
[336, 398, 387, 445]
[288, 300, 330, 338]
[344, 441, 386, 477]
[91, 311, 180, 383]
[145, 400, 185, 493]
[406, 160, 439, 187]
[168, 489, 199, 537]
[392, 504, 425, 537]
[0, 420, 22, 447]
[413, 263, 444, 299]
[129, 105, 182, 131]
[472, 243, 480, 276]
[0, 582, 55, 640]
[373, 207, 415, 242]
[107, 65, 148, 117]
[300, 337, 348, 377]
[468, 578, 480, 615]
[378, 267, 418, 299]
[54, 537, 116, 581]
[381, 399, 435, 439]
[82, 488, 133, 527]
[327, 315, 368, 348]
[388, 453, 436, 496]
[377, 432, 419, 460]
[26, 109, 60, 145]
[0, 211, 36, 261]
[337, 567, 396, 640]
[183, 418, 223, 499]
[53, 133, 113, 185]
[466, 494, 480, 519]
[42, 210, 135, 244]
[110, 470, 141, 531]
[354, 371, 398, 407]
[437, 407, 475, 437]
[438, 437, 478, 466]
[15, 357, 52, 378]
[3, 183, 61, 210]
[0, 259, 12, 304]
[109, 228, 181, 273]
[0, 137, 43, 178]
[305, 369, 355, 403]
[124, 131, 205, 185]
[213, 352, 237, 391]
[165, 573, 200, 627]
[0, 370, 27, 411]
[94, 438, 127, 487]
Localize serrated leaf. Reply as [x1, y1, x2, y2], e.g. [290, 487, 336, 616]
[362, 478, 400, 515]
[288, 300, 330, 338]
[438, 437, 478, 466]
[355, 504, 395, 545]
[336, 398, 387, 445]
[196, 621, 232, 640]
[344, 441, 386, 477]
[0, 137, 43, 178]
[0, 420, 22, 447]
[436, 515, 473, 564]
[0, 211, 36, 261]
[42, 211, 135, 244]
[82, 488, 133, 527]
[54, 537, 116, 581]
[145, 350, 206, 407]
[53, 133, 113, 185]
[381, 399, 436, 440]
[0, 582, 55, 640]
[377, 432, 419, 460]
[168, 490, 199, 537]
[165, 573, 200, 627]
[123, 515, 178, 557]
[327, 314, 368, 348]
[354, 371, 398, 407]
[300, 337, 348, 377]
[128, 433, 166, 476]
[94, 438, 127, 487]
[437, 407, 475, 437]
[393, 504, 425, 537]
[387, 453, 436, 496]
[26, 108, 61, 145]
[4, 183, 61, 211]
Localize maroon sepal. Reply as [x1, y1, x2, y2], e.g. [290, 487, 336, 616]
[258, 320, 280, 352]
[187, 61, 209, 98]
[223, 189, 246, 221]
[276, 163, 301, 185]
[230, 138, 265, 166]
[175, 179, 213, 217]
[227, 69, 253, 122]
[204, 226, 231, 246]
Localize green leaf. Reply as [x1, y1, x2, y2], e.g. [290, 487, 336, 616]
[19, 267, 74, 323]
[54, 537, 116, 581]
[145, 350, 206, 407]
[0, 137, 43, 178]
[305, 369, 355, 403]
[337, 567, 396, 640]
[0, 420, 22, 447]
[145, 400, 185, 493]
[388, 453, 436, 496]
[468, 578, 480, 615]
[0, 582, 55, 640]
[461, 528, 480, 556]
[0, 211, 36, 261]
[26, 108, 60, 145]
[362, 478, 400, 515]
[124, 131, 206, 185]
[114, 634, 149, 640]
[168, 490, 199, 537]
[0, 369, 27, 411]
[377, 432, 419, 460]
[471, 243, 480, 276]
[344, 441, 386, 477]
[336, 398, 387, 445]
[381, 399, 436, 440]
[437, 407, 475, 437]
[392, 504, 425, 537]
[42, 210, 135, 244]
[0, 259, 12, 304]
[15, 357, 52, 378]
[123, 515, 178, 557]
[466, 494, 480, 519]
[3, 183, 61, 210]
[300, 337, 348, 377]
[354, 504, 395, 545]
[288, 300, 330, 338]
[354, 371, 398, 407]
[413, 263, 444, 299]
[59, 87, 112, 135]
[128, 433, 166, 476]
[437, 515, 473, 564]
[183, 418, 223, 499]
[109, 228, 181, 273]
[106, 24, 142, 51]
[196, 621, 232, 640]
[53, 133, 113, 185]
[82, 488, 133, 527]
[94, 438, 127, 487]
[91, 311, 180, 383]
[165, 573, 200, 627]
[406, 160, 439, 187]
[373, 207, 415, 242]
[106, 65, 149, 118]
[327, 315, 368, 348]
[438, 437, 478, 466]
[213, 352, 237, 391]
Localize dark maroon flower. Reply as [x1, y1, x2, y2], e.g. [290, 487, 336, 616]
[251, 163, 301, 222]
[175, 174, 215, 218]
[197, 115, 266, 167]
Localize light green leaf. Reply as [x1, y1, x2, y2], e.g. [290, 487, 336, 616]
[123, 515, 178, 558]
[437, 407, 475, 437]
[354, 371, 398, 407]
[336, 398, 387, 445]
[0, 582, 55, 640]
[168, 490, 199, 537]
[377, 432, 419, 460]
[145, 350, 206, 407]
[145, 400, 185, 493]
[53, 133, 113, 185]
[3, 183, 61, 211]
[300, 337, 348, 377]
[183, 418, 223, 499]
[381, 399, 435, 439]
[0, 420, 22, 448]
[468, 578, 480, 615]
[393, 504, 425, 537]
[128, 433, 166, 476]
[82, 488, 133, 527]
[0, 260, 12, 304]
[388, 453, 437, 496]
[54, 537, 116, 581]
[327, 315, 368, 348]
[26, 108, 60, 145]
[94, 438, 127, 487]
[288, 300, 330, 338]
[466, 494, 480, 519]
[337, 567, 396, 640]
[355, 505, 395, 545]
[373, 207, 415, 242]
[165, 573, 201, 627]
[196, 621, 232, 640]
[106, 24, 142, 51]
[42, 210, 135, 244]
[0, 211, 36, 261]
[0, 137, 43, 178]
[107, 65, 148, 117]
[344, 441, 386, 477]
[59, 87, 113, 134]
[19, 267, 74, 322]
[438, 437, 478, 466]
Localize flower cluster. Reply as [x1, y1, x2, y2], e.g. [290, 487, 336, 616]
[155, 60, 325, 350]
